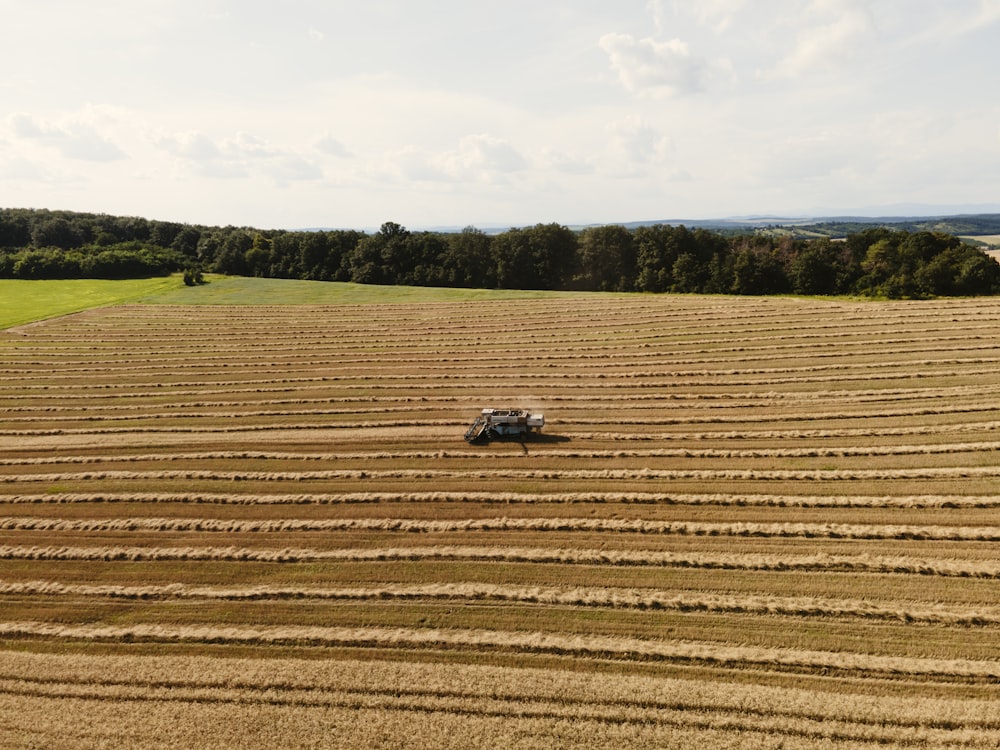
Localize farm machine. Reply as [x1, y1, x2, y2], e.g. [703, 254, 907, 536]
[464, 408, 544, 443]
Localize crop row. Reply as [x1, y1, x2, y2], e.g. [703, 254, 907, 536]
[6, 579, 1000, 625]
[4, 620, 1000, 680]
[6, 515, 1000, 541]
[4, 544, 1000, 576]
[3, 676, 996, 748]
[6, 466, 1000, 483]
[5, 442, 1000, 465]
[6, 341, 1000, 376]
[5, 491, 999, 508]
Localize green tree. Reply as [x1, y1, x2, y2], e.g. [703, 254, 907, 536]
[955, 250, 1000, 295]
[493, 223, 577, 290]
[492, 228, 532, 289]
[244, 233, 273, 277]
[575, 225, 636, 291]
[149, 221, 184, 249]
[213, 229, 253, 275]
[634, 225, 699, 292]
[170, 226, 202, 259]
[670, 253, 708, 292]
[525, 223, 578, 289]
[789, 238, 840, 295]
[730, 238, 789, 295]
[0, 212, 31, 248]
[349, 222, 411, 285]
[442, 226, 495, 288]
[31, 217, 83, 250]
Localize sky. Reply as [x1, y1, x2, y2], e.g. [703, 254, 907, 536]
[1, 0, 999, 230]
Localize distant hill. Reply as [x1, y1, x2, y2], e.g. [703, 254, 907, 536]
[775, 214, 1000, 240]
[561, 213, 1000, 243]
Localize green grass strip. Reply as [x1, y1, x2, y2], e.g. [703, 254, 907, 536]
[0, 276, 184, 330]
[1, 275, 612, 329]
[140, 275, 598, 306]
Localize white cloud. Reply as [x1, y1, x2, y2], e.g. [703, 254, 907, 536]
[673, 0, 747, 33]
[8, 112, 126, 162]
[769, 0, 876, 78]
[455, 134, 528, 175]
[315, 133, 352, 158]
[261, 154, 323, 183]
[897, 0, 1000, 45]
[540, 149, 595, 176]
[647, 0, 669, 34]
[962, 0, 1000, 33]
[154, 129, 322, 183]
[156, 131, 223, 161]
[608, 116, 672, 167]
[1, 155, 54, 182]
[387, 134, 528, 185]
[599, 33, 713, 97]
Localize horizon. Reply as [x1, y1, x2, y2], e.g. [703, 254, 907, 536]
[8, 203, 1000, 236]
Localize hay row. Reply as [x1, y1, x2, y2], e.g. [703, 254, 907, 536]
[6, 404, 1000, 435]
[3, 382, 997, 406]
[8, 336, 999, 372]
[0, 420, 453, 437]
[6, 466, 1000, 483]
[10, 335, 999, 374]
[2, 678, 909, 746]
[6, 515, 1000, 541]
[6, 579, 1000, 626]
[4, 338, 1000, 380]
[0, 406, 412, 423]
[4, 417, 998, 444]
[3, 421, 999, 446]
[10, 384, 998, 413]
[0, 647, 974, 720]
[589, 420, 1000, 441]
[19, 311, 1000, 342]
[13, 319, 994, 345]
[8, 401, 1000, 425]
[72, 296, 1000, 315]
[2, 544, 998, 577]
[4, 491, 998, 508]
[6, 365, 998, 393]
[7, 352, 1000, 382]
[4, 441, 1000, 467]
[13, 314, 998, 343]
[6, 649, 1000, 747]
[2, 620, 998, 678]
[4, 409, 999, 438]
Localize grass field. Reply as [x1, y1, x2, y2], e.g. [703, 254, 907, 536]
[0, 276, 184, 329]
[2, 283, 1000, 747]
[0, 276, 586, 331]
[964, 234, 1000, 249]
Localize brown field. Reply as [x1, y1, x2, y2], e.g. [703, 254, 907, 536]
[2, 293, 1000, 748]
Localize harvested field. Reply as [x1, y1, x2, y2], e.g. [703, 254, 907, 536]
[2, 293, 1000, 748]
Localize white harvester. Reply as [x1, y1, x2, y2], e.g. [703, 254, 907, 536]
[464, 408, 544, 443]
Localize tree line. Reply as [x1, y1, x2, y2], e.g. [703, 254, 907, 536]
[2, 207, 999, 298]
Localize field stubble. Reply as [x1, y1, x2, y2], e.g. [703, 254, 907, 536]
[2, 294, 1000, 747]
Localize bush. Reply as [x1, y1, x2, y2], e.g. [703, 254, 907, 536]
[183, 266, 205, 286]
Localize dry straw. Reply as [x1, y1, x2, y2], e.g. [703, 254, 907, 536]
[2, 620, 998, 678]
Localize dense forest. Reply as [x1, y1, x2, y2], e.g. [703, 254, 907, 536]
[2, 207, 999, 298]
